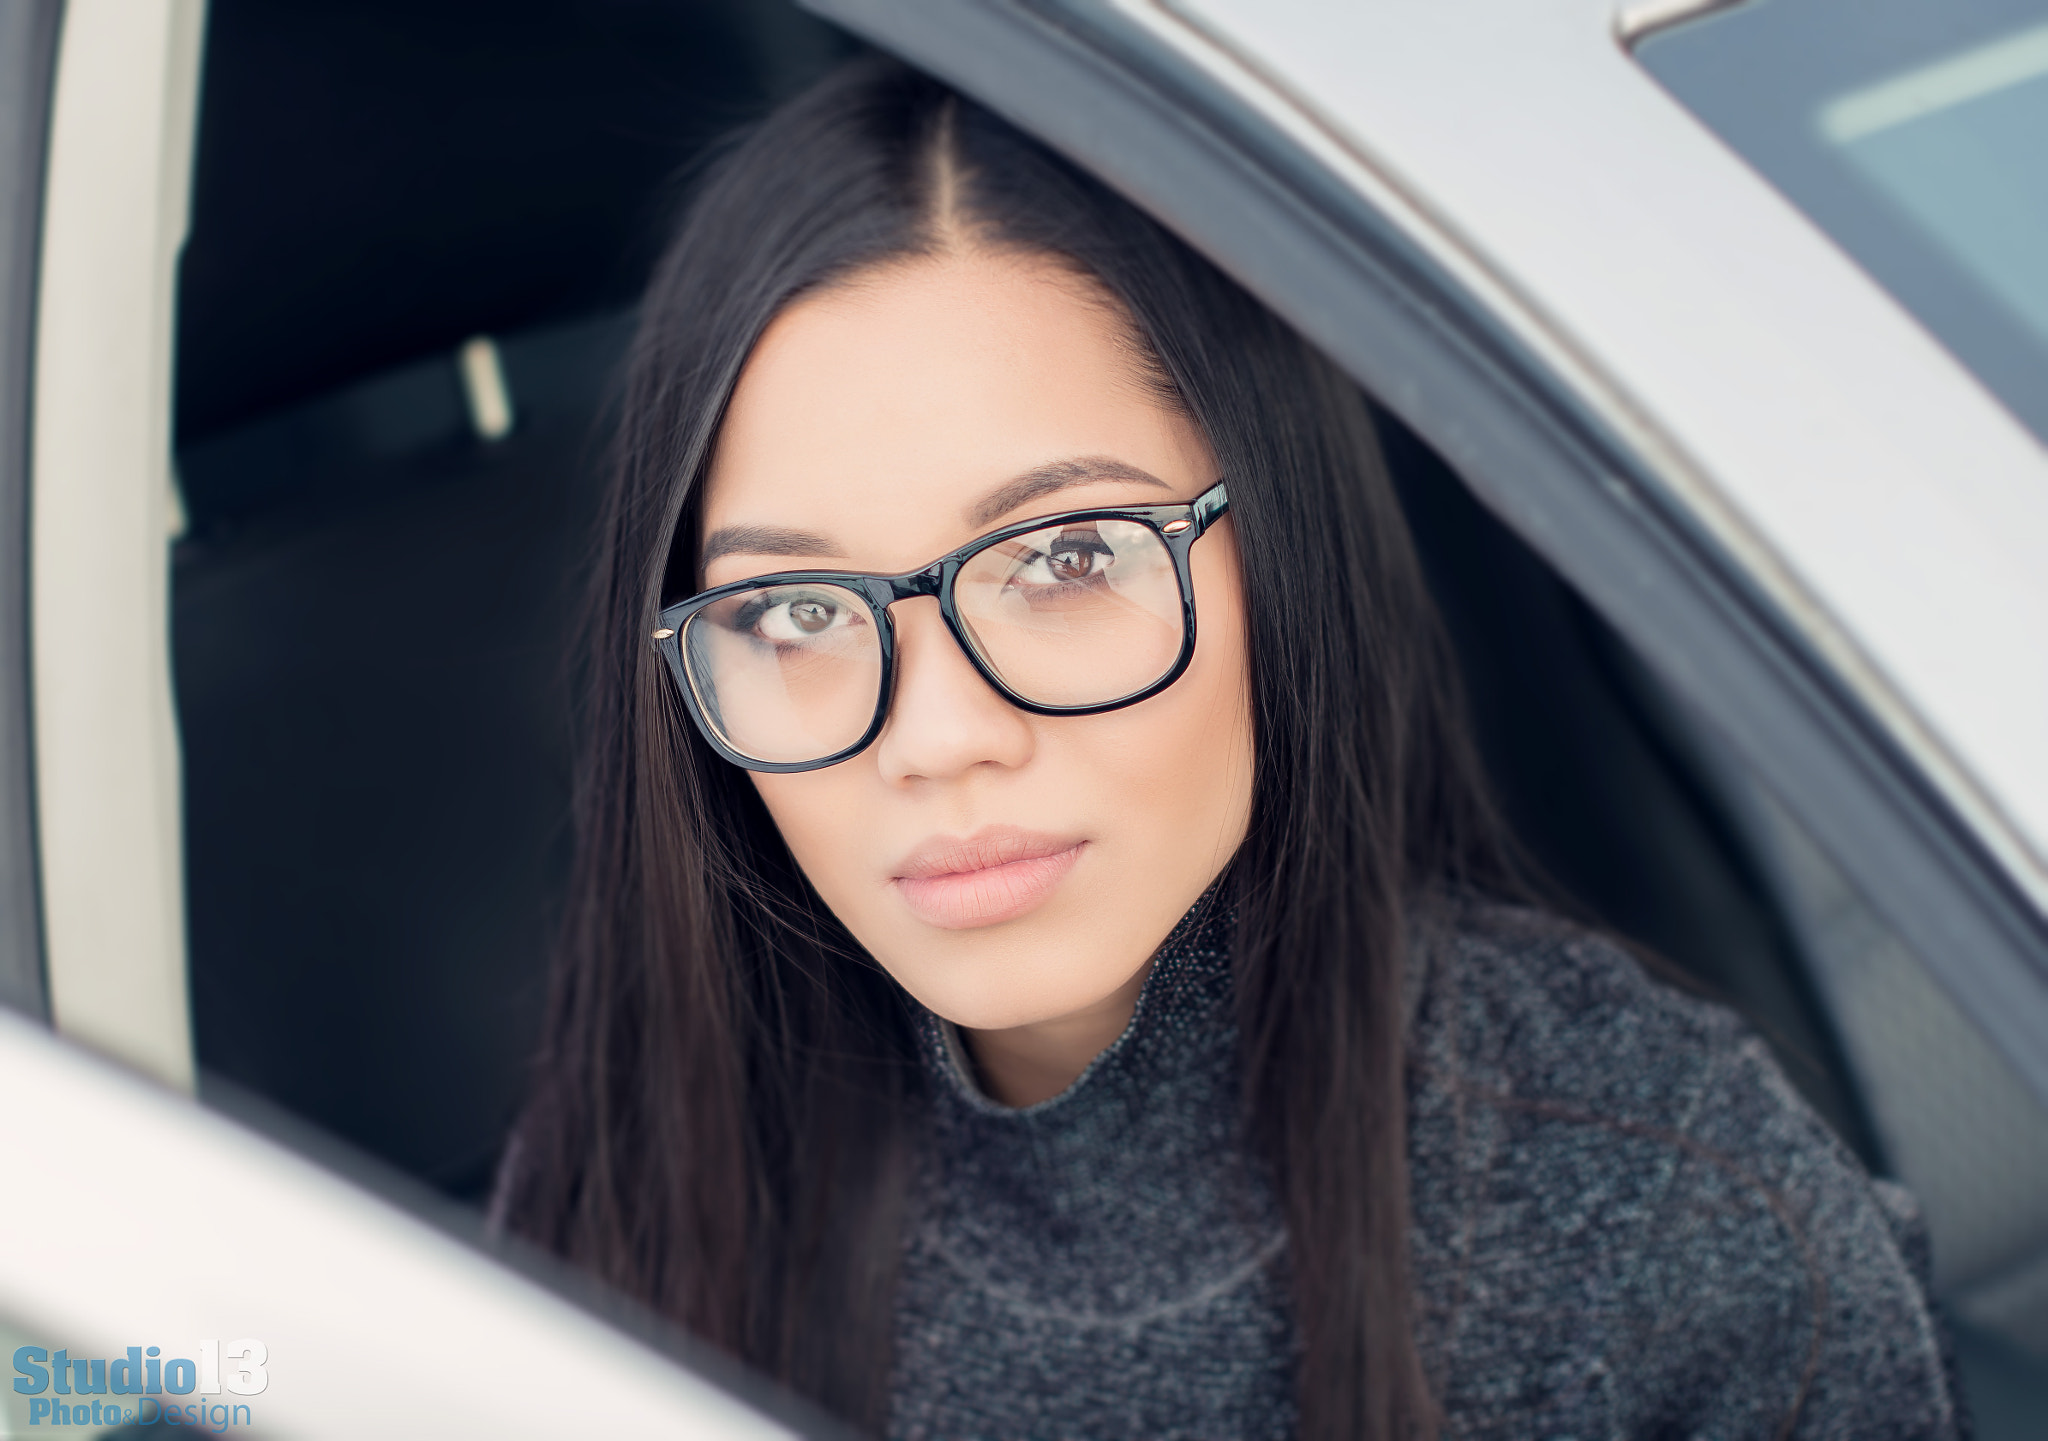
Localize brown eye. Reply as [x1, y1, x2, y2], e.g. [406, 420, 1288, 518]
[750, 589, 855, 642]
[1043, 528, 1114, 582]
[1049, 548, 1096, 581]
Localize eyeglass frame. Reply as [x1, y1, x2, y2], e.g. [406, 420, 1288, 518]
[650, 479, 1231, 773]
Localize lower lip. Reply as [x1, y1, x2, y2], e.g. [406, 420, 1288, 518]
[894, 845, 1085, 930]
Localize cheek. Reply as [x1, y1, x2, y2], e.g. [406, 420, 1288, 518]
[1180, 528, 1255, 824]
[1070, 534, 1254, 854]
[748, 767, 875, 903]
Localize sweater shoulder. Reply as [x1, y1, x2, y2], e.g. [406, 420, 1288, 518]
[1408, 897, 1743, 1112]
[1406, 898, 1964, 1439]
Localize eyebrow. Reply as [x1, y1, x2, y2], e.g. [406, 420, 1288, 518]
[698, 523, 845, 567]
[697, 456, 1173, 567]
[965, 456, 1172, 527]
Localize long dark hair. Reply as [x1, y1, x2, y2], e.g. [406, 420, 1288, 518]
[502, 54, 1510, 1439]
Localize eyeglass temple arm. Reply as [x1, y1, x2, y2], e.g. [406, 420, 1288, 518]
[1191, 480, 1230, 535]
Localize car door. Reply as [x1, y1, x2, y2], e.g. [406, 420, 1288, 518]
[0, 1005, 832, 1438]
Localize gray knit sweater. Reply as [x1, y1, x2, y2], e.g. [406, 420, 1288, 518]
[889, 898, 1965, 1440]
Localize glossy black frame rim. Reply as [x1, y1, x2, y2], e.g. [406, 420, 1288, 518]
[653, 481, 1230, 773]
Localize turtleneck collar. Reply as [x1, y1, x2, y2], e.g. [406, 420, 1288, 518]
[889, 890, 1296, 1437]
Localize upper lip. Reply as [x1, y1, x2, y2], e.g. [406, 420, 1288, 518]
[891, 826, 1085, 880]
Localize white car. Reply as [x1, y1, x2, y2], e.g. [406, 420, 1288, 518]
[4, 0, 2043, 1434]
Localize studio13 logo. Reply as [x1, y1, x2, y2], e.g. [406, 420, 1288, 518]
[12, 1339, 266, 1431]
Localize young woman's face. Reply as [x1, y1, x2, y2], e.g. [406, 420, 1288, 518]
[700, 250, 1254, 1038]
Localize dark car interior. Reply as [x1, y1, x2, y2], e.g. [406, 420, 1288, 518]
[169, 0, 2045, 1430]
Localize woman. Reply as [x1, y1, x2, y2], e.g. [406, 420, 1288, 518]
[498, 56, 1962, 1440]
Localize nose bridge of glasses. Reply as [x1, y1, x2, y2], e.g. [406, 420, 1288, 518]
[867, 564, 947, 610]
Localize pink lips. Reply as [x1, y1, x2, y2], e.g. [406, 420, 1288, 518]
[892, 827, 1086, 930]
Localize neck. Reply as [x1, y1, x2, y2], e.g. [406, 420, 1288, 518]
[960, 959, 1153, 1107]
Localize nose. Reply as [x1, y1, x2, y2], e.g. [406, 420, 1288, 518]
[871, 597, 1035, 783]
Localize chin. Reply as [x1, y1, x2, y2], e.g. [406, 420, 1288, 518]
[884, 949, 1073, 1031]
[897, 967, 1070, 1033]
[889, 938, 1122, 1035]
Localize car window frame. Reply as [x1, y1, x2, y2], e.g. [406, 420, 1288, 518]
[26, 0, 204, 1088]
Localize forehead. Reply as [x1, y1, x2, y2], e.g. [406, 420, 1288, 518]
[698, 251, 1210, 580]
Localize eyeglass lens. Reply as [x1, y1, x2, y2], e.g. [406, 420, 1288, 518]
[681, 518, 1185, 765]
[685, 581, 883, 765]
[953, 518, 1183, 706]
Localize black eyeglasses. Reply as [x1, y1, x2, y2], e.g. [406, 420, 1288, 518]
[651, 481, 1230, 772]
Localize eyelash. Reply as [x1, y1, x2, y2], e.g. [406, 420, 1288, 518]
[1008, 536, 1116, 584]
[731, 592, 865, 634]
